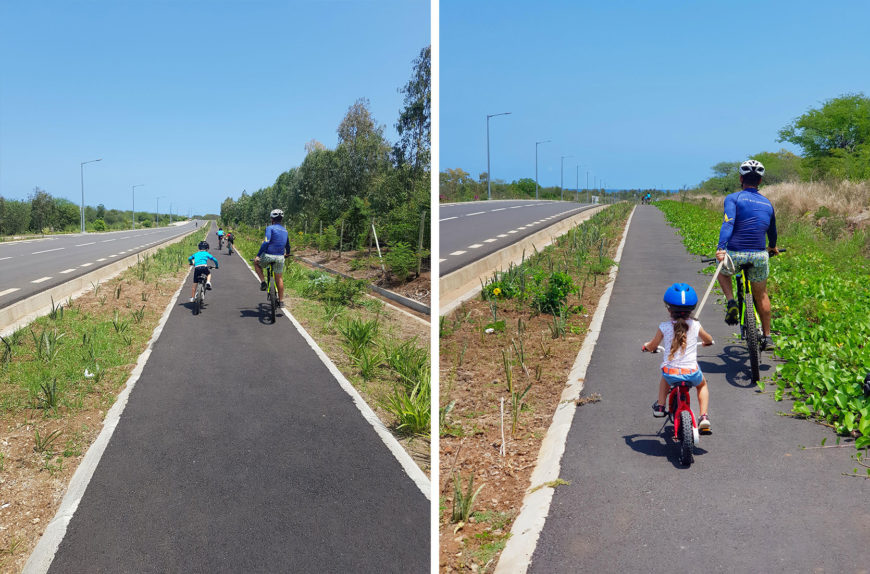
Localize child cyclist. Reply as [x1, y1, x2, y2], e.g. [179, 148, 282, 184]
[187, 240, 219, 302]
[642, 283, 714, 433]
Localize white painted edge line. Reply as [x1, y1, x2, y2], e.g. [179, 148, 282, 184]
[22, 268, 188, 574]
[494, 206, 636, 574]
[237, 252, 431, 499]
[0, 256, 12, 261]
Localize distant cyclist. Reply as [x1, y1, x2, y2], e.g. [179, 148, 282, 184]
[216, 227, 225, 248]
[226, 230, 235, 253]
[187, 241, 219, 302]
[254, 209, 291, 307]
[715, 159, 779, 350]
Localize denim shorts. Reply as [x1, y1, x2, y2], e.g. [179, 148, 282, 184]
[662, 368, 705, 387]
[720, 250, 769, 283]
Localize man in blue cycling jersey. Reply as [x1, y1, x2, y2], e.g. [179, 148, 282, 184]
[254, 208, 291, 307]
[715, 159, 779, 350]
[188, 240, 219, 302]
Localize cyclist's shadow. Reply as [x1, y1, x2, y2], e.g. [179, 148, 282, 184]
[699, 344, 773, 389]
[239, 303, 282, 325]
[624, 432, 708, 469]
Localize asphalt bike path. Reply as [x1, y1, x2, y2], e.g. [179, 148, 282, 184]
[45, 231, 429, 572]
[440, 201, 593, 275]
[528, 206, 868, 573]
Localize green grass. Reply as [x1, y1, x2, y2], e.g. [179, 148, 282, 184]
[656, 199, 870, 448]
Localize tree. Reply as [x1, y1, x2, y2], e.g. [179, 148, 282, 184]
[29, 187, 55, 232]
[305, 139, 326, 154]
[338, 98, 381, 146]
[711, 161, 739, 178]
[750, 150, 801, 184]
[778, 93, 870, 156]
[96, 203, 106, 219]
[394, 45, 431, 172]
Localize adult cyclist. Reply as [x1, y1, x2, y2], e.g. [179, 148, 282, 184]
[715, 159, 779, 350]
[216, 227, 225, 249]
[254, 209, 291, 307]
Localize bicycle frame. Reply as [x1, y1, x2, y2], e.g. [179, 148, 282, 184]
[732, 267, 760, 341]
[667, 383, 696, 440]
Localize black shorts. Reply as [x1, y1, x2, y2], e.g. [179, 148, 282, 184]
[193, 266, 210, 284]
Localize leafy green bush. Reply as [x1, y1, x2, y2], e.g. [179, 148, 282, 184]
[317, 225, 339, 252]
[534, 271, 575, 314]
[91, 219, 106, 231]
[384, 241, 417, 281]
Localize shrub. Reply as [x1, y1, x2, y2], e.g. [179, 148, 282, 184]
[535, 271, 575, 314]
[384, 242, 417, 281]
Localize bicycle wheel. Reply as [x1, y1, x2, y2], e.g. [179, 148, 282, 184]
[679, 410, 694, 466]
[194, 282, 203, 315]
[269, 285, 277, 323]
[744, 290, 761, 383]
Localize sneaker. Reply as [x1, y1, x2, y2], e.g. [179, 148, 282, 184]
[206, 282, 212, 291]
[189, 297, 195, 303]
[724, 299, 739, 325]
[278, 300, 285, 308]
[760, 335, 776, 351]
[260, 281, 267, 291]
[651, 402, 666, 418]
[698, 414, 712, 433]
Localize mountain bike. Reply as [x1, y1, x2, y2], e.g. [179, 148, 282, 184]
[702, 249, 784, 384]
[644, 346, 702, 466]
[191, 264, 216, 316]
[215, 235, 223, 251]
[251, 258, 278, 323]
[227, 237, 234, 255]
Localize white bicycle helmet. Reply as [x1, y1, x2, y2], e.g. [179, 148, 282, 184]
[270, 208, 284, 219]
[739, 160, 765, 176]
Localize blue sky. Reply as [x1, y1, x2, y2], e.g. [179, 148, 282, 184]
[0, 0, 429, 216]
[440, 0, 870, 191]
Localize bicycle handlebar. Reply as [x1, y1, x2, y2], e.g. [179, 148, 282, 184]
[701, 247, 786, 264]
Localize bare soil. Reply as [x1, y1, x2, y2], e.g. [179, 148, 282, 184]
[438, 212, 631, 572]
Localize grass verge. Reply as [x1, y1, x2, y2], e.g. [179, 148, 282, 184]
[0, 228, 206, 572]
[438, 203, 632, 572]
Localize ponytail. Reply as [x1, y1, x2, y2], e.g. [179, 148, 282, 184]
[668, 310, 692, 361]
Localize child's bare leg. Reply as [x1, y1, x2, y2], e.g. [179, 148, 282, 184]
[696, 380, 709, 415]
[658, 377, 669, 406]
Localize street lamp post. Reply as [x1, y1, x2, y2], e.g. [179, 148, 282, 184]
[80, 158, 102, 233]
[587, 171, 590, 203]
[132, 184, 144, 230]
[535, 140, 550, 200]
[560, 155, 573, 201]
[576, 165, 580, 202]
[486, 112, 511, 200]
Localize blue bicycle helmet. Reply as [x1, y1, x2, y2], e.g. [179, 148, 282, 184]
[663, 283, 698, 309]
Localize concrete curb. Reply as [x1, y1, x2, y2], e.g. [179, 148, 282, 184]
[439, 205, 606, 315]
[21, 260, 190, 574]
[493, 206, 636, 574]
[0, 227, 200, 338]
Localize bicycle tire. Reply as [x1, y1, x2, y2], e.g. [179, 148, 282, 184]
[269, 286, 277, 323]
[744, 290, 761, 383]
[679, 410, 694, 466]
[194, 282, 203, 315]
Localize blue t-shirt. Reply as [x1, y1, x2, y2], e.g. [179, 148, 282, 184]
[188, 250, 219, 267]
[257, 224, 290, 257]
[217, 230, 224, 237]
[717, 189, 777, 251]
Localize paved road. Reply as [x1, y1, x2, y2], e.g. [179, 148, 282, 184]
[0, 222, 200, 308]
[46, 233, 429, 573]
[439, 200, 594, 276]
[529, 205, 869, 573]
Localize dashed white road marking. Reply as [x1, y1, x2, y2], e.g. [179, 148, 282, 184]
[508, 230, 518, 234]
[60, 268, 77, 274]
[31, 276, 52, 284]
[467, 211, 485, 216]
[0, 256, 12, 261]
[0, 288, 21, 297]
[96, 258, 107, 262]
[101, 239, 116, 243]
[32, 247, 64, 255]
[440, 216, 457, 222]
[491, 208, 506, 212]
[484, 238, 497, 243]
[468, 243, 483, 249]
[510, 206, 522, 209]
[439, 258, 446, 262]
[76, 242, 95, 247]
[450, 250, 467, 256]
[120, 236, 130, 239]
[109, 254, 118, 258]
[497, 234, 508, 238]
[80, 262, 93, 267]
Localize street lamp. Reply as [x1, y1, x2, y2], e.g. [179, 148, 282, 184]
[535, 140, 550, 200]
[486, 112, 511, 200]
[587, 171, 590, 203]
[560, 155, 573, 201]
[80, 158, 102, 233]
[132, 184, 144, 230]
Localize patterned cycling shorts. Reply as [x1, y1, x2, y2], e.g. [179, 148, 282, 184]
[662, 368, 705, 387]
[259, 253, 285, 274]
[720, 250, 769, 283]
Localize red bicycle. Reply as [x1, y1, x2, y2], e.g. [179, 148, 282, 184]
[645, 346, 701, 466]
